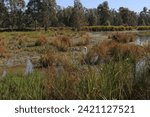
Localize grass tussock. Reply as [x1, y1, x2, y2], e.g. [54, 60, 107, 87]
[51, 35, 71, 51]
[76, 32, 91, 46]
[0, 38, 8, 58]
[39, 51, 75, 70]
[85, 40, 146, 63]
[108, 33, 136, 43]
[35, 34, 48, 46]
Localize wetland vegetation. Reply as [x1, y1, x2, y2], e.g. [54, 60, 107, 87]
[0, 0, 150, 100]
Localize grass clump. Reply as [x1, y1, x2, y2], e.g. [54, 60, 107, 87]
[85, 40, 146, 64]
[51, 36, 71, 51]
[76, 32, 91, 46]
[0, 38, 8, 58]
[35, 34, 48, 46]
[109, 33, 136, 43]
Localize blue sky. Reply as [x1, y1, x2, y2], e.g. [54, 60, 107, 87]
[25, 0, 150, 12]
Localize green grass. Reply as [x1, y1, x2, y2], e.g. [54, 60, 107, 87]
[0, 59, 149, 100]
[0, 71, 46, 100]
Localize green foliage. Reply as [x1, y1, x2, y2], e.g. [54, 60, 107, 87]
[82, 26, 134, 31]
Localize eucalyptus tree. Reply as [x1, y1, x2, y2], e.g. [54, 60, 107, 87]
[119, 7, 138, 26]
[26, 0, 43, 30]
[0, 1, 8, 28]
[41, 0, 57, 31]
[97, 1, 112, 25]
[138, 7, 150, 25]
[70, 0, 85, 30]
[4, 0, 25, 30]
[86, 9, 98, 26]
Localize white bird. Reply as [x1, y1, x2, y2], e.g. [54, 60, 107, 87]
[25, 57, 33, 75]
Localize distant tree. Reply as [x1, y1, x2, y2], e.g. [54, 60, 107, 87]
[41, 0, 57, 31]
[97, 1, 112, 25]
[4, 0, 25, 30]
[87, 9, 98, 26]
[119, 7, 137, 26]
[70, 0, 85, 30]
[26, 0, 43, 30]
[0, 1, 8, 28]
[111, 9, 123, 26]
[138, 7, 150, 25]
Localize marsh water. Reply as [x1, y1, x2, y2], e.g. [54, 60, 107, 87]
[135, 36, 150, 46]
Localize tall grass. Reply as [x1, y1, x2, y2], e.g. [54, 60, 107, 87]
[0, 57, 150, 100]
[0, 71, 46, 100]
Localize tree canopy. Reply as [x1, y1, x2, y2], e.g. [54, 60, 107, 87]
[0, 0, 150, 31]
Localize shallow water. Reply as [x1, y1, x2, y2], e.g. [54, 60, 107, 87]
[135, 36, 150, 46]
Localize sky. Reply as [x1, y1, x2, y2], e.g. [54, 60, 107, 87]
[25, 0, 150, 12]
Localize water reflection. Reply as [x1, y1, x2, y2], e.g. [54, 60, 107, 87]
[135, 36, 150, 46]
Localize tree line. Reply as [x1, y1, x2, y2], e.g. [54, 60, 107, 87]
[0, 0, 150, 31]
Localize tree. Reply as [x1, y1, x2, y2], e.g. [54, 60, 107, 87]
[4, 0, 25, 30]
[111, 9, 122, 26]
[26, 0, 43, 30]
[0, 1, 8, 28]
[119, 7, 137, 26]
[97, 1, 112, 25]
[87, 9, 98, 26]
[138, 7, 150, 25]
[70, 0, 85, 30]
[42, 0, 57, 31]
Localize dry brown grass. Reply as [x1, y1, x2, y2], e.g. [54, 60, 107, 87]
[39, 51, 74, 69]
[35, 34, 48, 46]
[76, 32, 91, 46]
[144, 41, 150, 53]
[0, 38, 7, 58]
[51, 35, 71, 51]
[86, 40, 146, 63]
[109, 33, 136, 43]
